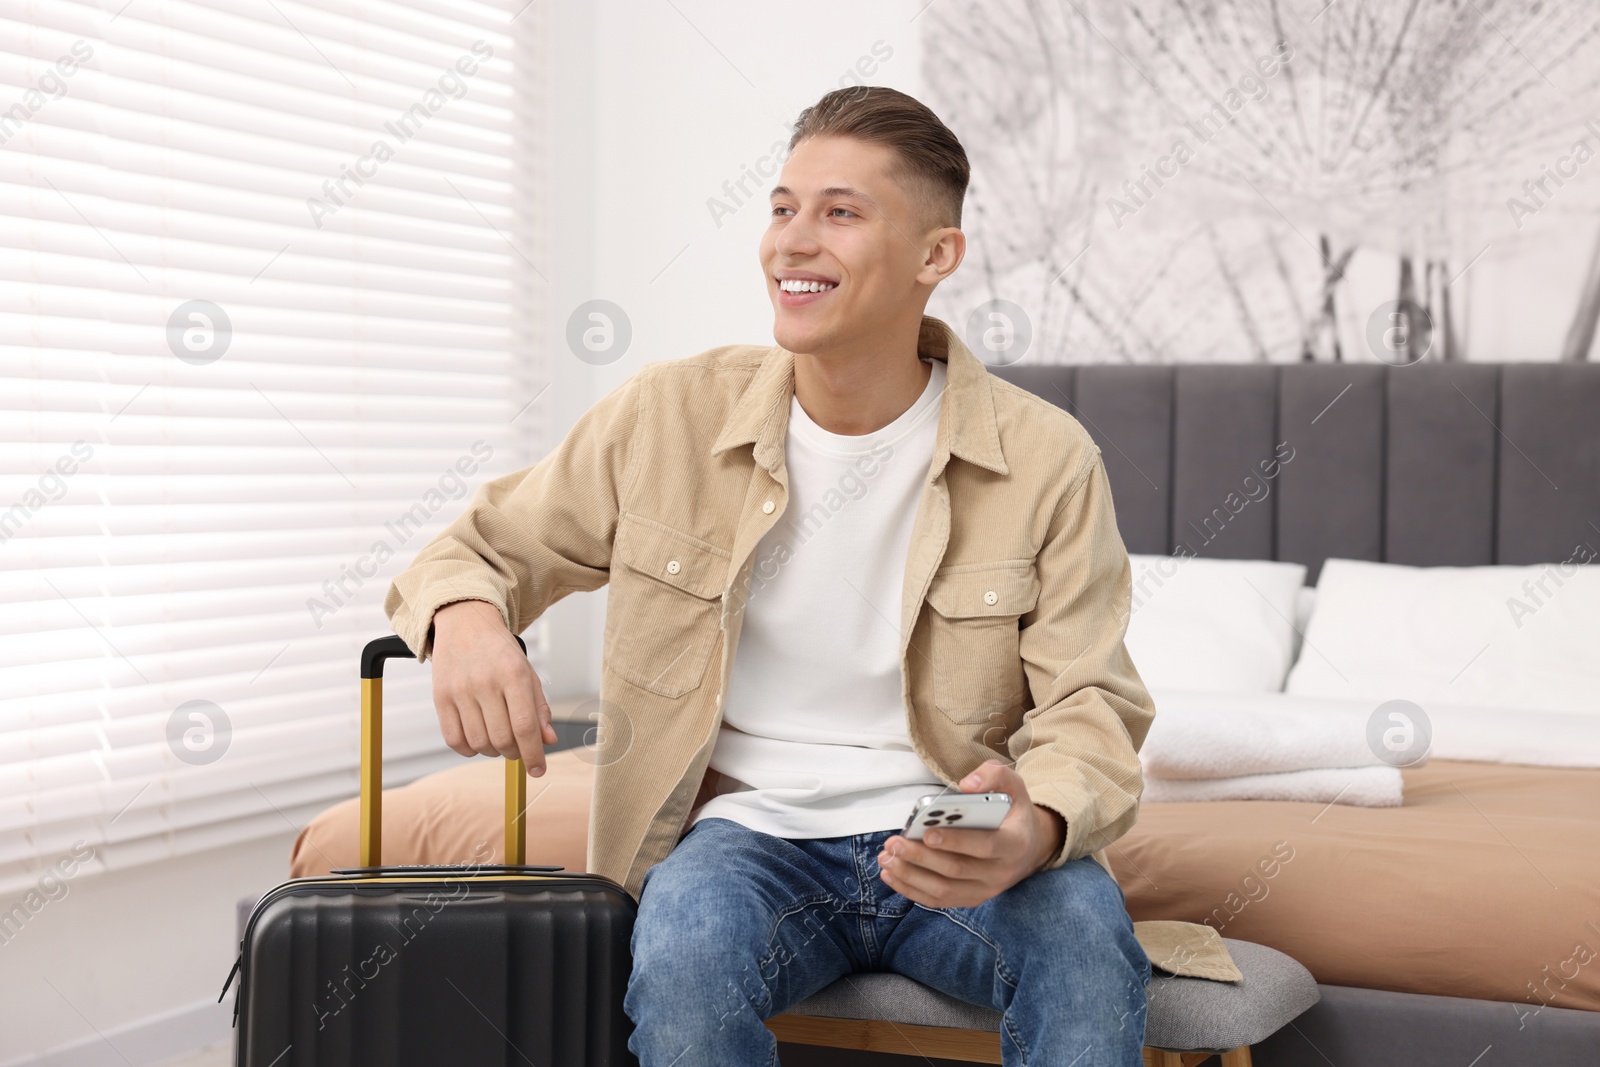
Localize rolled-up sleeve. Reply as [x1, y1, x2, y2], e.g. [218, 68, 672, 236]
[1012, 450, 1154, 870]
[384, 372, 643, 661]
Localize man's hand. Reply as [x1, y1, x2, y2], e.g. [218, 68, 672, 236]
[876, 759, 1066, 909]
[429, 599, 558, 776]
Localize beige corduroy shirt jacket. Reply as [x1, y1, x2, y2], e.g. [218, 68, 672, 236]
[384, 315, 1156, 907]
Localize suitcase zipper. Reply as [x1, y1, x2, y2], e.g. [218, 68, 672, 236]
[218, 949, 243, 1027]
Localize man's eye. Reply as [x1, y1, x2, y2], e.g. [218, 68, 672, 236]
[772, 206, 793, 217]
[831, 207, 857, 218]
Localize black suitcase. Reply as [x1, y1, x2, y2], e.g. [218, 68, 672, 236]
[223, 634, 638, 1066]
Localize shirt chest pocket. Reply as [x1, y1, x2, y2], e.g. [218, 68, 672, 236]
[923, 560, 1041, 723]
[605, 514, 729, 700]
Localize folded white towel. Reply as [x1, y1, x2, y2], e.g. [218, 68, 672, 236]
[1142, 765, 1403, 807]
[1143, 686, 1600, 772]
[1140, 688, 1409, 779]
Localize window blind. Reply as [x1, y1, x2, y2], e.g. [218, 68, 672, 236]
[0, 0, 546, 894]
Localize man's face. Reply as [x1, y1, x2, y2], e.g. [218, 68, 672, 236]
[760, 135, 944, 356]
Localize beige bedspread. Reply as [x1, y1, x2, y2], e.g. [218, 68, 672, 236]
[1113, 759, 1600, 1013]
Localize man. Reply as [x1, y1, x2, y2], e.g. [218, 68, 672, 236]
[385, 86, 1154, 1065]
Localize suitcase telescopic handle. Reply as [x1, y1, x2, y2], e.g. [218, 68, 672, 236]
[359, 633, 531, 869]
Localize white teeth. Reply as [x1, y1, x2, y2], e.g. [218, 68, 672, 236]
[779, 279, 836, 293]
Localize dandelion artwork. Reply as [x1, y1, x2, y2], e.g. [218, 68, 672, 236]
[922, 0, 1600, 365]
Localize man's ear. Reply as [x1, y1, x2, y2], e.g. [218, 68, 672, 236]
[919, 227, 965, 286]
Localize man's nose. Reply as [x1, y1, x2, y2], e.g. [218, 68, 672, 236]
[775, 210, 820, 256]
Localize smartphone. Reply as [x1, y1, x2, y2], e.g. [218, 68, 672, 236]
[902, 791, 1012, 840]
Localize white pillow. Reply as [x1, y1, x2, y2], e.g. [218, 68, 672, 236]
[1285, 558, 1600, 715]
[1292, 585, 1316, 662]
[1294, 586, 1317, 634]
[1125, 555, 1308, 693]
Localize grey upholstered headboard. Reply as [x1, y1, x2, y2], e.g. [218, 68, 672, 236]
[988, 363, 1600, 584]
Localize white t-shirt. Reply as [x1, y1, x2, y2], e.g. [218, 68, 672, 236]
[685, 357, 949, 839]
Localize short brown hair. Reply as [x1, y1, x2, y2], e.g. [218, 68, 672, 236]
[787, 86, 969, 231]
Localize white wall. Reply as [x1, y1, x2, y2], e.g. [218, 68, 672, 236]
[0, 832, 296, 1066]
[533, 0, 604, 701]
[0, 2, 931, 1062]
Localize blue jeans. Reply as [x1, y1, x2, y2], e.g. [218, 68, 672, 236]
[624, 816, 1151, 1066]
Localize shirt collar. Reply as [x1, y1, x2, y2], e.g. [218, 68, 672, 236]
[711, 315, 1008, 479]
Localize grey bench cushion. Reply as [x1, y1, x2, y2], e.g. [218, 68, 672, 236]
[783, 937, 1320, 1053]
[235, 896, 1315, 1053]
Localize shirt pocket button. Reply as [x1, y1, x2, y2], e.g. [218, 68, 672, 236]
[923, 563, 1041, 724]
[607, 516, 728, 700]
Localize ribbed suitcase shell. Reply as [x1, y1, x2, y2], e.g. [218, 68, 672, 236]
[234, 870, 637, 1066]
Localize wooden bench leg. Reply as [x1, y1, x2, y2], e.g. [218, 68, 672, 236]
[1141, 1050, 1252, 1067]
[1140, 1050, 1185, 1067]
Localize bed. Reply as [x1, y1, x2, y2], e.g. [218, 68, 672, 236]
[989, 360, 1600, 1065]
[282, 360, 1600, 1065]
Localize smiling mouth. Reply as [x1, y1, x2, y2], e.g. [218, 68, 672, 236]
[777, 279, 837, 293]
